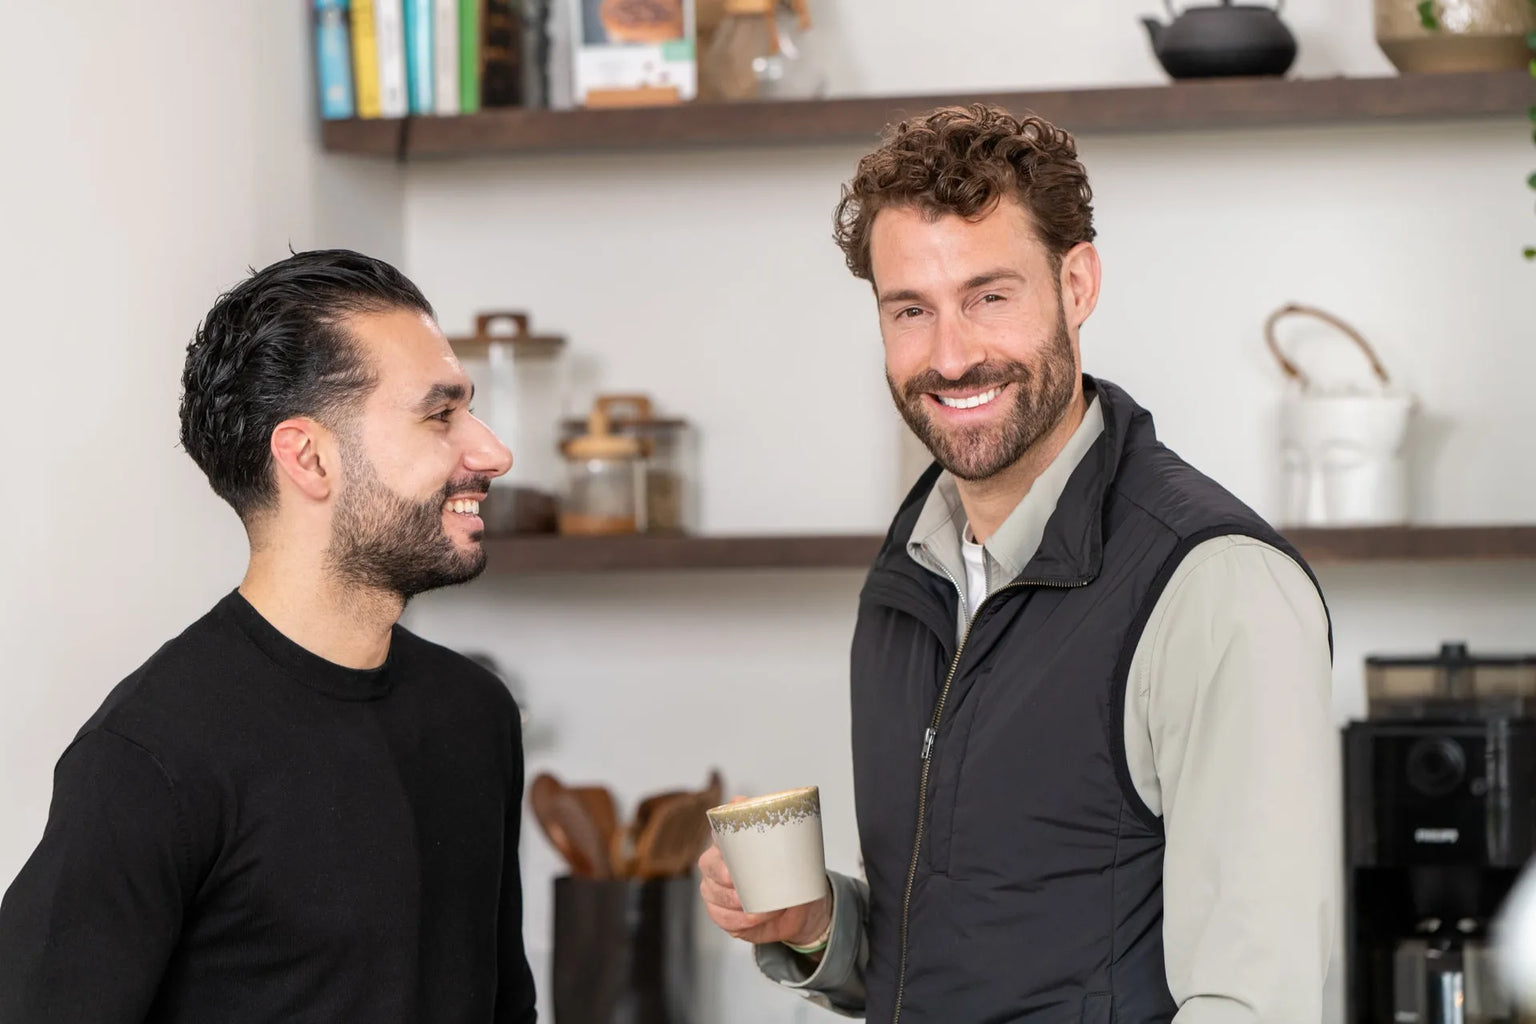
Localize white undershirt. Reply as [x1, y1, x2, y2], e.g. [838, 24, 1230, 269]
[960, 524, 987, 622]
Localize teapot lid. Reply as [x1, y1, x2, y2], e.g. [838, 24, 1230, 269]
[1169, 0, 1287, 11]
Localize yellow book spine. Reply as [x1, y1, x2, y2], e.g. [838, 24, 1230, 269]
[351, 0, 382, 118]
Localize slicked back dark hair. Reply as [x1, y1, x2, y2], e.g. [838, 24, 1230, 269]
[178, 248, 434, 520]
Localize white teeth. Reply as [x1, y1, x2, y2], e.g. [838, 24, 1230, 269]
[938, 386, 1002, 410]
[447, 499, 480, 515]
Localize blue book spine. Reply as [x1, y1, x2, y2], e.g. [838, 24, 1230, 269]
[314, 0, 356, 119]
[403, 0, 434, 114]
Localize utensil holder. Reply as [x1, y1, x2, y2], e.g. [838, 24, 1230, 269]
[552, 875, 696, 1024]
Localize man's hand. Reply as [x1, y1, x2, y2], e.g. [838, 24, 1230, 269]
[698, 842, 832, 949]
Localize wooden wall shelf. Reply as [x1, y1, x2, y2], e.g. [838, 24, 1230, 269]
[480, 533, 883, 573]
[1283, 525, 1536, 565]
[479, 526, 1536, 575]
[320, 70, 1535, 159]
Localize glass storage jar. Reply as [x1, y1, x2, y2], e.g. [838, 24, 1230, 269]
[561, 394, 696, 534]
[449, 311, 567, 535]
[558, 396, 647, 536]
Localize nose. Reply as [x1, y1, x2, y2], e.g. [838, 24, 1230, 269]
[465, 415, 513, 480]
[929, 311, 986, 382]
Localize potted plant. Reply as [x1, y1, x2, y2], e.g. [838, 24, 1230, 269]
[1411, 0, 1536, 259]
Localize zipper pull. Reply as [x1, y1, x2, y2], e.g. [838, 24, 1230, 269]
[921, 727, 936, 762]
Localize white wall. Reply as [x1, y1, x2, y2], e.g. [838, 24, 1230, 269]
[0, 0, 401, 886]
[396, 1, 1536, 1020]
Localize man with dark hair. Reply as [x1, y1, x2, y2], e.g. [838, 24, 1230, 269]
[0, 249, 536, 1023]
[700, 105, 1338, 1021]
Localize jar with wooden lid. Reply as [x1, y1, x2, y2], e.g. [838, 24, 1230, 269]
[559, 397, 647, 536]
[753, 0, 821, 100]
[448, 311, 567, 535]
[561, 394, 695, 534]
[698, 0, 816, 101]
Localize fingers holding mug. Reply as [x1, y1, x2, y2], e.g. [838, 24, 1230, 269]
[704, 787, 828, 916]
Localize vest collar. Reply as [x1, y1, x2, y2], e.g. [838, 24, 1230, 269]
[877, 374, 1151, 588]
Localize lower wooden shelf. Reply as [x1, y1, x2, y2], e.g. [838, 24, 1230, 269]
[477, 526, 1536, 574]
[1283, 525, 1536, 565]
[480, 533, 881, 573]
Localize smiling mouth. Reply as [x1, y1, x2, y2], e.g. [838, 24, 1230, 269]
[932, 385, 1006, 410]
[444, 498, 481, 516]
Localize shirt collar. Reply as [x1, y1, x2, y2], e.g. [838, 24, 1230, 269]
[906, 394, 1106, 591]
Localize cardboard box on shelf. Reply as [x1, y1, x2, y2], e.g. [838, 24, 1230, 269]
[573, 0, 697, 106]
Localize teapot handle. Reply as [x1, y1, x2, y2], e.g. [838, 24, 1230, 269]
[1164, 0, 1284, 15]
[1264, 303, 1390, 391]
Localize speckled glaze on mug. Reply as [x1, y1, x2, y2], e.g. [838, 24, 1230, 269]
[707, 787, 828, 914]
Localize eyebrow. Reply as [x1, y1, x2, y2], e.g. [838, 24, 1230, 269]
[962, 269, 1026, 291]
[878, 269, 1027, 307]
[414, 381, 473, 415]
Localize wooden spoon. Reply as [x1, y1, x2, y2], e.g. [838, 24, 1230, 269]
[632, 792, 714, 879]
[568, 785, 619, 858]
[614, 769, 726, 878]
[632, 769, 724, 837]
[529, 773, 612, 879]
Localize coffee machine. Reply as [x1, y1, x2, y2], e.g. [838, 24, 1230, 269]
[1346, 643, 1536, 1023]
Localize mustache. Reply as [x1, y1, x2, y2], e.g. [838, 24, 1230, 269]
[900, 360, 1031, 403]
[435, 474, 494, 503]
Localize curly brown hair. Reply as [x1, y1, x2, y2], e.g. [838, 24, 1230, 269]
[833, 104, 1096, 282]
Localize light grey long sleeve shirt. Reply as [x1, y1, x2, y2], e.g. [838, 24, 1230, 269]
[758, 396, 1340, 1021]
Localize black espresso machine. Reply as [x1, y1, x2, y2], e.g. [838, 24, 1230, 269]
[1346, 642, 1536, 1024]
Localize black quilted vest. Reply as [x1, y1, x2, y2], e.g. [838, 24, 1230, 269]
[850, 377, 1325, 1023]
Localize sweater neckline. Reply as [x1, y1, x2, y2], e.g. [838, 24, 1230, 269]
[218, 590, 396, 702]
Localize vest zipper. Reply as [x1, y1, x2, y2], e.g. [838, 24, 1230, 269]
[890, 573, 1091, 1024]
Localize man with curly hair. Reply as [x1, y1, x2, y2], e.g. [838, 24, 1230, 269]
[700, 105, 1338, 1022]
[0, 250, 537, 1023]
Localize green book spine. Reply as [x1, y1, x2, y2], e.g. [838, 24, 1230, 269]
[458, 0, 480, 113]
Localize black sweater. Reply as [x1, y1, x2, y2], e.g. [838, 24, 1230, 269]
[0, 591, 537, 1024]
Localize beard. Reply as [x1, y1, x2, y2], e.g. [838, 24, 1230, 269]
[326, 441, 491, 601]
[887, 301, 1077, 482]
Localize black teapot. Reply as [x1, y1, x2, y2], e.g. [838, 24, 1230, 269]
[1142, 0, 1298, 79]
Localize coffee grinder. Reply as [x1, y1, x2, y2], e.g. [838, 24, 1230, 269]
[1345, 642, 1536, 1023]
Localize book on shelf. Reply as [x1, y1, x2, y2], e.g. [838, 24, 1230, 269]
[403, 0, 435, 115]
[374, 0, 409, 117]
[348, 0, 382, 117]
[433, 0, 460, 115]
[572, 0, 695, 107]
[459, 0, 481, 113]
[319, 0, 567, 120]
[313, 0, 355, 120]
[480, 0, 523, 108]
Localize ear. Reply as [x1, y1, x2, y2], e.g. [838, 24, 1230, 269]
[1059, 241, 1102, 331]
[270, 418, 334, 504]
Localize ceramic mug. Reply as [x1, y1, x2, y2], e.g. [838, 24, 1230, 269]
[706, 786, 828, 914]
